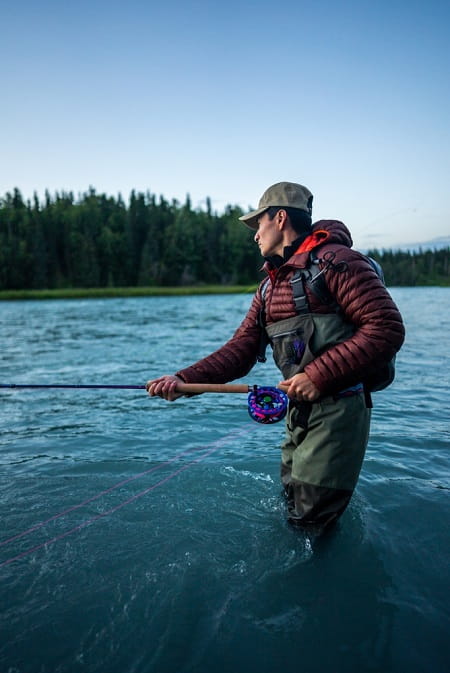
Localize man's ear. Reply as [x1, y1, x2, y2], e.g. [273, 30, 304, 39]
[276, 209, 288, 229]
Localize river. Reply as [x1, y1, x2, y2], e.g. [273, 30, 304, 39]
[1, 288, 449, 672]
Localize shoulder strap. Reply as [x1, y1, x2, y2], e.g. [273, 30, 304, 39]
[257, 278, 270, 362]
[290, 250, 337, 314]
[290, 270, 310, 314]
[306, 250, 336, 305]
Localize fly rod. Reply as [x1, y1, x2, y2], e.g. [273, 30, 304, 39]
[0, 382, 288, 423]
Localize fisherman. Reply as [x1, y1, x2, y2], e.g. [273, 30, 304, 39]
[147, 182, 405, 533]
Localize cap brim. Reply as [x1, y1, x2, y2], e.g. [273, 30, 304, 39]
[238, 206, 267, 229]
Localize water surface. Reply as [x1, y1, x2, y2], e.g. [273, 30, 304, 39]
[1, 289, 449, 672]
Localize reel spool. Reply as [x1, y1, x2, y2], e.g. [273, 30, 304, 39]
[247, 386, 288, 424]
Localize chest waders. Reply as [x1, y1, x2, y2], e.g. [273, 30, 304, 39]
[263, 268, 371, 531]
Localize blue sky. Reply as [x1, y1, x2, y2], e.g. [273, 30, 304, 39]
[1, 0, 449, 249]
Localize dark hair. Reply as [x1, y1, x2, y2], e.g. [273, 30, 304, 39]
[266, 206, 312, 234]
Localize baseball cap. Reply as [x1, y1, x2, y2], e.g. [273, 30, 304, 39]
[239, 181, 313, 229]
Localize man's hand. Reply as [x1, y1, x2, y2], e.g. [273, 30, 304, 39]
[279, 372, 321, 402]
[146, 375, 184, 401]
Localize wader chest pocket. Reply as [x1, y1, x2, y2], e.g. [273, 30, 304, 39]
[272, 328, 306, 367]
[266, 316, 316, 379]
[266, 313, 355, 380]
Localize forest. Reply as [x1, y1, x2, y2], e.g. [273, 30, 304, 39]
[0, 188, 449, 290]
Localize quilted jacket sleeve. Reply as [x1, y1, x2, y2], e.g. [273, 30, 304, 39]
[175, 288, 264, 384]
[304, 246, 405, 395]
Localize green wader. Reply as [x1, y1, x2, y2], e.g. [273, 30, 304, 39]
[266, 312, 371, 531]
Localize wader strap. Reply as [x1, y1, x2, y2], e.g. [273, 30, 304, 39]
[289, 253, 333, 315]
[257, 278, 270, 363]
[290, 270, 310, 314]
[363, 385, 373, 409]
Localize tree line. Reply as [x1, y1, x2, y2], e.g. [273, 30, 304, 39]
[0, 188, 448, 290]
[368, 248, 450, 286]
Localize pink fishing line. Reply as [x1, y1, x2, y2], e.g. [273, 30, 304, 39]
[1, 444, 210, 548]
[1, 425, 252, 568]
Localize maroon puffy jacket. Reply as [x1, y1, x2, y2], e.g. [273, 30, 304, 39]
[176, 220, 405, 396]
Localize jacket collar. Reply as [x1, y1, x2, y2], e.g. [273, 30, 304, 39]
[293, 229, 330, 255]
[263, 229, 331, 278]
[264, 233, 309, 269]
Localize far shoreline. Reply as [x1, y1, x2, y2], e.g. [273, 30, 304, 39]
[0, 283, 448, 301]
[0, 285, 258, 301]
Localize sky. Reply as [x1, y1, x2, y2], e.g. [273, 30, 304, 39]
[1, 0, 449, 250]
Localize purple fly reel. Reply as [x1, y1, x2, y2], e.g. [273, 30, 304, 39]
[247, 386, 288, 424]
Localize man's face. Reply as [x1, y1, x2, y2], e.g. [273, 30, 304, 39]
[254, 211, 283, 258]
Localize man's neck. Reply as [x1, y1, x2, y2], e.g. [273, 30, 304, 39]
[266, 232, 310, 268]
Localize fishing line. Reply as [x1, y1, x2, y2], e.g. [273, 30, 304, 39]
[1, 384, 146, 390]
[1, 441, 214, 548]
[1, 424, 251, 550]
[0, 380, 286, 567]
[0, 424, 253, 568]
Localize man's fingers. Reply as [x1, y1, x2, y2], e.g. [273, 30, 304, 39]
[146, 376, 183, 401]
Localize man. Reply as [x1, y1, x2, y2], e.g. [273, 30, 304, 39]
[147, 182, 405, 533]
